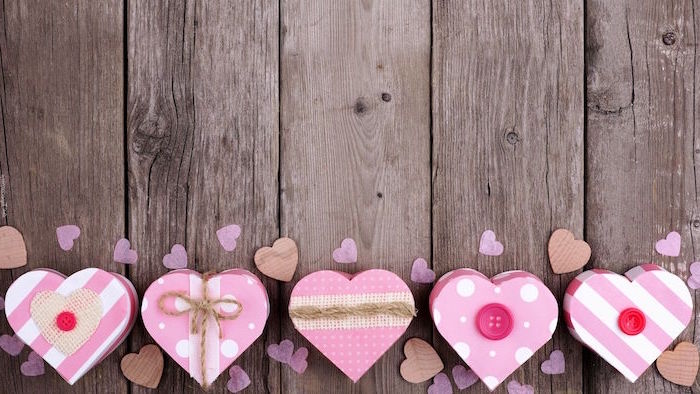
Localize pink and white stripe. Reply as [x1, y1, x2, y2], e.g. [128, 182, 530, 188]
[4, 268, 137, 384]
[564, 264, 692, 382]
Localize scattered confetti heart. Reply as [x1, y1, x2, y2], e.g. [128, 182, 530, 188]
[254, 237, 299, 282]
[400, 338, 443, 383]
[656, 341, 699, 387]
[0, 226, 27, 268]
[656, 231, 681, 257]
[113, 238, 138, 265]
[687, 262, 700, 289]
[289, 347, 308, 374]
[162, 244, 188, 270]
[479, 230, 504, 256]
[452, 365, 478, 390]
[0, 333, 24, 356]
[548, 229, 591, 274]
[410, 258, 435, 284]
[20, 351, 44, 377]
[120, 344, 164, 389]
[507, 379, 534, 394]
[332, 238, 357, 263]
[56, 225, 80, 251]
[217, 224, 242, 252]
[267, 339, 294, 364]
[427, 372, 452, 394]
[541, 350, 565, 375]
[227, 365, 251, 393]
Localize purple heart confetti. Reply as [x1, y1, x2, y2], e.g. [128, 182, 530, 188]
[541, 349, 565, 374]
[452, 365, 478, 390]
[427, 372, 453, 394]
[227, 365, 251, 393]
[332, 238, 357, 264]
[410, 258, 435, 284]
[217, 224, 241, 252]
[688, 262, 700, 289]
[289, 347, 308, 374]
[163, 244, 188, 269]
[56, 225, 80, 251]
[507, 379, 534, 394]
[267, 339, 294, 364]
[20, 351, 44, 377]
[479, 230, 504, 256]
[0, 334, 24, 356]
[655, 231, 681, 257]
[113, 238, 138, 265]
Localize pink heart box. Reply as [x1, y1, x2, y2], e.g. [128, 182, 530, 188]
[564, 264, 692, 382]
[4, 268, 138, 384]
[142, 269, 269, 387]
[430, 269, 558, 391]
[289, 269, 415, 382]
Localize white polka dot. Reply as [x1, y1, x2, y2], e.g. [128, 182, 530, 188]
[483, 376, 499, 390]
[520, 284, 539, 302]
[433, 308, 441, 325]
[175, 297, 189, 312]
[460, 316, 467, 323]
[454, 342, 470, 360]
[141, 298, 148, 312]
[524, 321, 530, 328]
[549, 319, 557, 334]
[494, 287, 501, 294]
[489, 350, 496, 357]
[515, 347, 533, 364]
[158, 322, 165, 330]
[221, 339, 239, 358]
[176, 340, 189, 358]
[157, 278, 164, 284]
[248, 323, 255, 330]
[220, 295, 239, 313]
[457, 279, 475, 297]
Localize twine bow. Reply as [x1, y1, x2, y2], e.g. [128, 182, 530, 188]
[157, 272, 242, 389]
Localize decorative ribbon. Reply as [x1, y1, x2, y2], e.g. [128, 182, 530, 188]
[157, 272, 242, 389]
[289, 301, 416, 320]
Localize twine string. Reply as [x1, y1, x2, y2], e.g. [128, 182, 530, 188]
[157, 272, 242, 389]
[289, 301, 416, 320]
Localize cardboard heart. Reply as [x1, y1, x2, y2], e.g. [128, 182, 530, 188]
[656, 341, 699, 386]
[142, 269, 269, 388]
[254, 238, 298, 282]
[548, 229, 591, 274]
[564, 264, 693, 382]
[400, 338, 444, 383]
[5, 268, 137, 384]
[121, 344, 164, 389]
[0, 226, 27, 269]
[289, 269, 415, 382]
[430, 269, 558, 391]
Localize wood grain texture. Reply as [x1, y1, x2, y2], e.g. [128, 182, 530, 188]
[432, 1, 584, 393]
[585, 1, 699, 392]
[280, 0, 431, 392]
[127, 1, 278, 392]
[0, 0, 125, 392]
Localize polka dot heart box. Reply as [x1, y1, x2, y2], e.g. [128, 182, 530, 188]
[430, 269, 558, 391]
[142, 269, 269, 389]
[4, 268, 138, 384]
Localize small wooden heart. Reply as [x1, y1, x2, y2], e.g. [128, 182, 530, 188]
[120, 344, 164, 389]
[548, 228, 591, 274]
[657, 341, 699, 387]
[400, 337, 444, 384]
[254, 237, 298, 282]
[0, 226, 27, 269]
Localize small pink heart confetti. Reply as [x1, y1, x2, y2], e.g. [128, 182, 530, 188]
[332, 238, 357, 263]
[217, 224, 242, 252]
[541, 349, 565, 374]
[655, 231, 681, 257]
[410, 258, 435, 284]
[267, 339, 294, 364]
[0, 334, 24, 356]
[163, 244, 188, 269]
[688, 262, 700, 289]
[452, 365, 478, 390]
[227, 365, 251, 393]
[479, 230, 504, 256]
[427, 372, 452, 394]
[56, 225, 80, 251]
[20, 351, 44, 377]
[113, 238, 138, 264]
[289, 347, 308, 374]
[507, 379, 534, 394]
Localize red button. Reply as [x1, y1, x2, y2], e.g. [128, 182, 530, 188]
[618, 308, 645, 335]
[56, 311, 77, 331]
[476, 303, 513, 340]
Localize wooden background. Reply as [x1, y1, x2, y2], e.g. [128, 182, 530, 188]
[0, 0, 696, 393]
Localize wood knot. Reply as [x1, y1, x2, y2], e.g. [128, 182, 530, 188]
[376, 192, 383, 198]
[354, 98, 368, 116]
[381, 93, 392, 102]
[505, 129, 520, 145]
[662, 31, 676, 45]
[693, 219, 700, 228]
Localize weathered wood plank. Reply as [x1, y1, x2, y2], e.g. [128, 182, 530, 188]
[127, 0, 279, 392]
[279, 0, 431, 392]
[432, 1, 584, 393]
[585, 1, 698, 392]
[0, 0, 125, 392]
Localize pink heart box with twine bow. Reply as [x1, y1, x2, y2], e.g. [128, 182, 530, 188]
[4, 268, 138, 384]
[142, 269, 269, 388]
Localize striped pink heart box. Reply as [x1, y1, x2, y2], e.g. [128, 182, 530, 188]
[142, 269, 269, 388]
[289, 269, 415, 382]
[4, 268, 138, 384]
[430, 269, 558, 391]
[564, 264, 693, 382]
